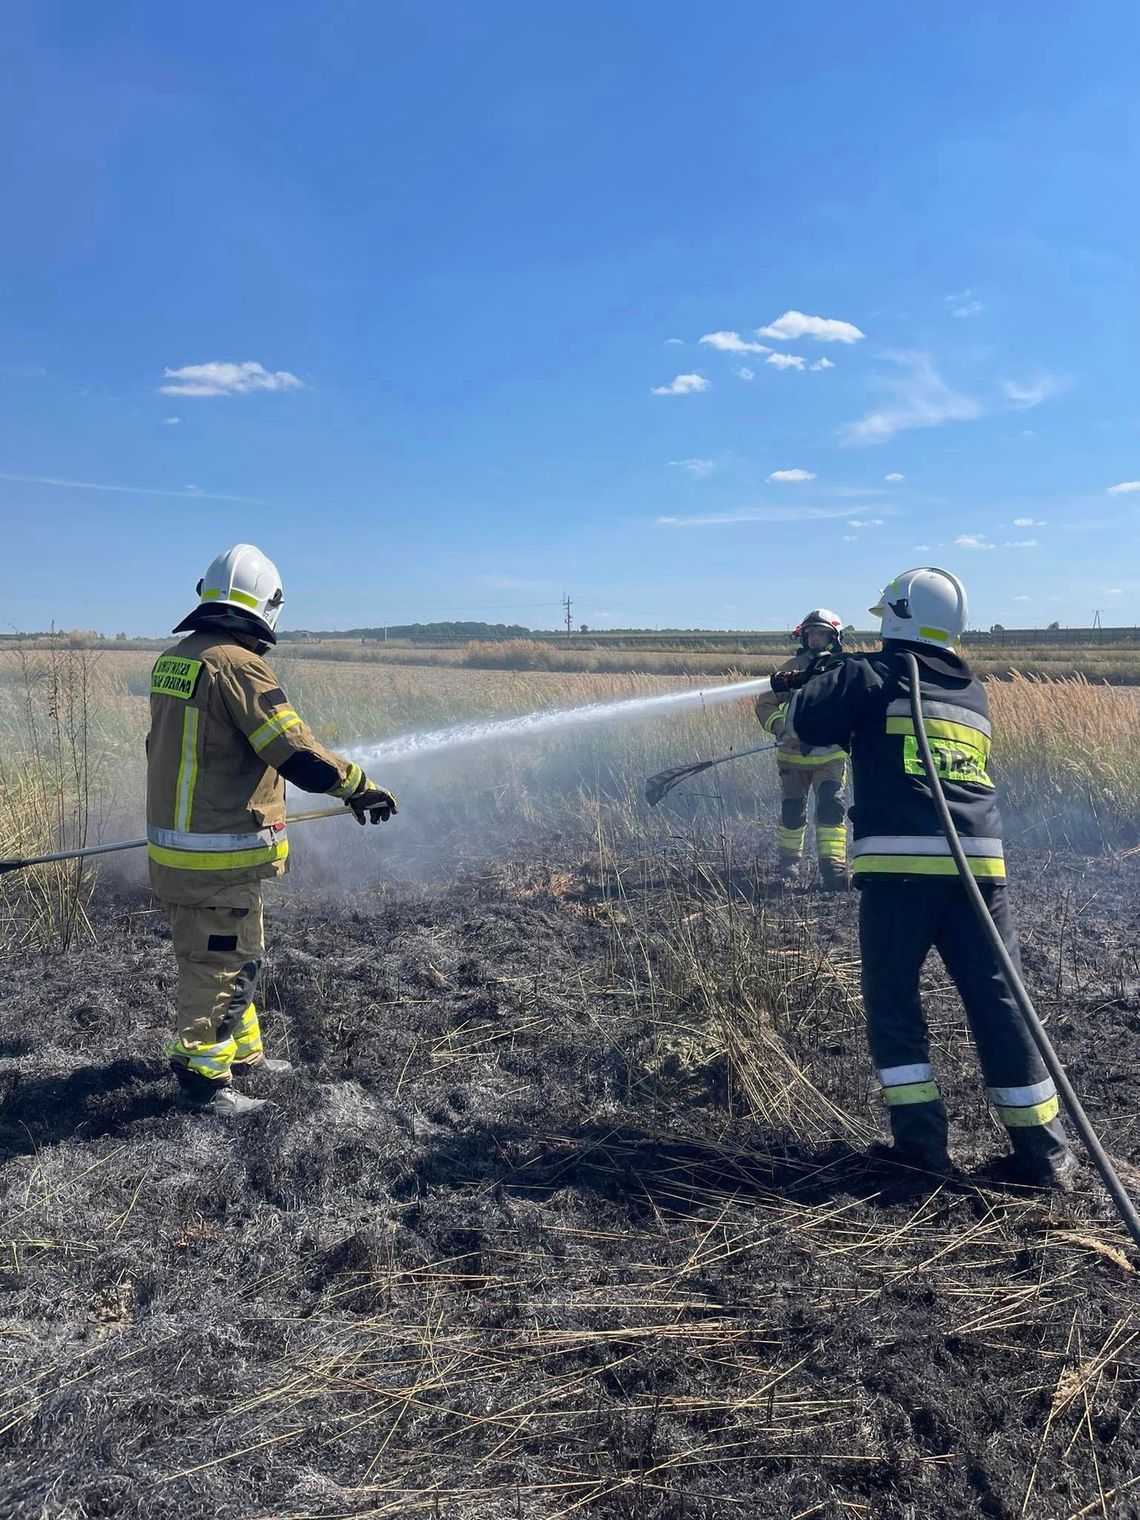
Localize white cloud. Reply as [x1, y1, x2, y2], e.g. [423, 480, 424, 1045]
[914, 543, 933, 551]
[651, 372, 709, 396]
[1013, 595, 1031, 603]
[160, 360, 305, 398]
[664, 337, 684, 346]
[847, 518, 884, 528]
[162, 416, 182, 426]
[1007, 539, 1038, 548]
[1108, 481, 1140, 495]
[953, 301, 983, 319]
[1001, 375, 1064, 410]
[842, 535, 857, 542]
[956, 535, 994, 550]
[658, 505, 855, 528]
[699, 330, 771, 355]
[756, 310, 865, 344]
[1012, 516, 1038, 527]
[0, 471, 265, 504]
[810, 357, 835, 371]
[735, 365, 755, 381]
[1105, 587, 1124, 596]
[669, 458, 716, 478]
[884, 472, 905, 483]
[768, 468, 815, 482]
[840, 351, 982, 446]
[766, 352, 806, 371]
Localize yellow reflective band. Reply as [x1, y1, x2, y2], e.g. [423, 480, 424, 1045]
[170, 1036, 237, 1077]
[996, 1096, 1061, 1128]
[886, 716, 990, 748]
[779, 751, 846, 767]
[151, 655, 204, 700]
[329, 763, 364, 800]
[883, 1081, 941, 1106]
[148, 839, 289, 872]
[248, 709, 302, 753]
[918, 626, 949, 642]
[174, 707, 200, 833]
[201, 588, 258, 609]
[763, 706, 788, 734]
[777, 826, 806, 847]
[815, 826, 847, 859]
[852, 854, 1006, 878]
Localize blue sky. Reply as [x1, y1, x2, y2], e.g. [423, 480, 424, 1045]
[2, 1, 1137, 634]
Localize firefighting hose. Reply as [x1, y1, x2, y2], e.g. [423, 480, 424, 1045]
[0, 805, 354, 875]
[903, 652, 1140, 1251]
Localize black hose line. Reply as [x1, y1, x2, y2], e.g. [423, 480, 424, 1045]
[903, 652, 1140, 1250]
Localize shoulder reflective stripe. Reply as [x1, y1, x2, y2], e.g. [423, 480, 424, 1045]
[148, 824, 283, 851]
[148, 839, 289, 872]
[853, 835, 1003, 857]
[879, 1063, 935, 1086]
[987, 1079, 1057, 1108]
[329, 763, 363, 800]
[248, 709, 302, 752]
[886, 717, 992, 752]
[173, 707, 200, 832]
[884, 1081, 941, 1105]
[995, 1095, 1061, 1128]
[886, 699, 991, 738]
[151, 656, 204, 700]
[852, 855, 1006, 878]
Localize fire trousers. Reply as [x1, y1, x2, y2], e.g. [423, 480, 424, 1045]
[858, 877, 1069, 1165]
[163, 883, 266, 1084]
[777, 760, 847, 864]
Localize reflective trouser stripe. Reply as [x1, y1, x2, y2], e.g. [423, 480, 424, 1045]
[879, 1064, 940, 1106]
[232, 1004, 263, 1062]
[778, 751, 847, 767]
[777, 825, 806, 854]
[988, 1079, 1060, 1127]
[852, 855, 1005, 879]
[248, 709, 303, 753]
[329, 763, 364, 800]
[148, 840, 289, 872]
[174, 707, 200, 832]
[170, 1035, 236, 1080]
[816, 824, 847, 860]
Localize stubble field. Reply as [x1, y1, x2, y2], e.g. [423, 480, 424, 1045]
[1, 644, 1140, 1518]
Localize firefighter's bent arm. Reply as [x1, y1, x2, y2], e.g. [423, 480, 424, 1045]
[216, 653, 372, 800]
[788, 657, 880, 751]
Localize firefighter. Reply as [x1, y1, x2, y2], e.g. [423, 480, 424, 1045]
[147, 544, 398, 1119]
[754, 609, 849, 890]
[774, 567, 1077, 1188]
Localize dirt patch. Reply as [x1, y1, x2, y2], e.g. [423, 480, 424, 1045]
[1, 843, 1138, 1518]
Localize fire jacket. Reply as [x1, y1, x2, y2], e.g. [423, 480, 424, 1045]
[787, 642, 1004, 881]
[755, 650, 846, 769]
[146, 629, 366, 905]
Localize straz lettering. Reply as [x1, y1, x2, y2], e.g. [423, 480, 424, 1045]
[150, 657, 204, 701]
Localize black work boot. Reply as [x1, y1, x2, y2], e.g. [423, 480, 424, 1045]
[817, 858, 851, 893]
[232, 1056, 294, 1077]
[867, 1139, 954, 1175]
[1003, 1118, 1078, 1192]
[884, 1097, 952, 1173]
[174, 1064, 269, 1118]
[776, 852, 800, 887]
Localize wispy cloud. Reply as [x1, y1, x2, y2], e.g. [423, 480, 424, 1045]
[1012, 516, 1039, 527]
[840, 351, 981, 446]
[955, 533, 1038, 550]
[768, 468, 815, 482]
[664, 337, 684, 346]
[699, 331, 771, 355]
[1105, 587, 1124, 596]
[735, 365, 755, 381]
[162, 416, 182, 426]
[946, 290, 984, 319]
[160, 360, 305, 398]
[1013, 594, 1031, 603]
[651, 372, 709, 396]
[847, 518, 884, 528]
[766, 352, 805, 371]
[658, 505, 855, 528]
[669, 458, 716, 478]
[1001, 375, 1064, 410]
[810, 357, 835, 371]
[1108, 481, 1140, 495]
[884, 472, 905, 482]
[0, 471, 266, 504]
[756, 310, 865, 344]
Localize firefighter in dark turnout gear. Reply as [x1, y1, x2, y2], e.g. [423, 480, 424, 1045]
[755, 609, 848, 889]
[784, 568, 1076, 1187]
[147, 545, 398, 1119]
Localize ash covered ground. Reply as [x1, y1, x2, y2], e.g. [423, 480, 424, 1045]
[2, 827, 1140, 1519]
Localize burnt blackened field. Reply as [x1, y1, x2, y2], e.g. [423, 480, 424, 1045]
[2, 836, 1140, 1519]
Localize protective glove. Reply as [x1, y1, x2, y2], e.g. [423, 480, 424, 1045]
[347, 780, 399, 825]
[777, 729, 802, 756]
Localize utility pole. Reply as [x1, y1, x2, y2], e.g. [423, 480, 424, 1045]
[562, 593, 573, 637]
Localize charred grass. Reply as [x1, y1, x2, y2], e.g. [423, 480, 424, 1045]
[2, 818, 1140, 1518]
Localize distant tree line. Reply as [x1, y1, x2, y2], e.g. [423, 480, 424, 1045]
[278, 621, 534, 643]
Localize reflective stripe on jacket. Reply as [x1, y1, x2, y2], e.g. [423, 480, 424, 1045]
[754, 648, 846, 767]
[787, 644, 1004, 881]
[146, 630, 364, 904]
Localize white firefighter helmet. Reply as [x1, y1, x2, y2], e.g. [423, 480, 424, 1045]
[794, 608, 845, 645]
[195, 544, 285, 634]
[869, 567, 967, 648]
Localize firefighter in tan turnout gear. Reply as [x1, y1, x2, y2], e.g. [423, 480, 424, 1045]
[147, 545, 397, 1118]
[754, 610, 849, 890]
